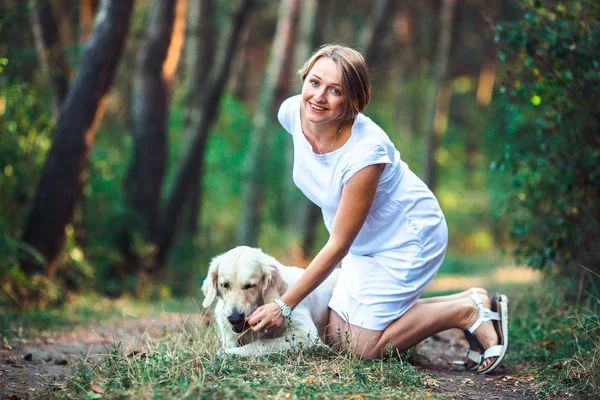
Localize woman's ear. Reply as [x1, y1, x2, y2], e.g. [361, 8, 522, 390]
[202, 255, 221, 308]
[259, 252, 288, 304]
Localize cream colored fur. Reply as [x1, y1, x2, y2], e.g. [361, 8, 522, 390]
[202, 246, 339, 356]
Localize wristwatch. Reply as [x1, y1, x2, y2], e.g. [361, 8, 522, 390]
[273, 299, 292, 318]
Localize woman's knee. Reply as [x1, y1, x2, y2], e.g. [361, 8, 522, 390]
[354, 345, 381, 360]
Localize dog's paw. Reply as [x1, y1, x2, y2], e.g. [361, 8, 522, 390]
[215, 348, 228, 358]
[223, 347, 243, 356]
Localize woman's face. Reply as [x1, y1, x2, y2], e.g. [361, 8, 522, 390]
[301, 57, 345, 126]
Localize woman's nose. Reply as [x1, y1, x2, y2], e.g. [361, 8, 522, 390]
[313, 87, 326, 102]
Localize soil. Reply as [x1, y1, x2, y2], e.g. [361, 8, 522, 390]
[0, 314, 562, 400]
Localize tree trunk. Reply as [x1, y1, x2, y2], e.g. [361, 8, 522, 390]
[236, 0, 301, 247]
[228, 14, 254, 102]
[422, 0, 456, 192]
[391, 3, 416, 137]
[29, 0, 71, 116]
[179, 0, 217, 237]
[21, 0, 134, 278]
[125, 0, 181, 265]
[359, 0, 396, 64]
[79, 0, 100, 43]
[49, 0, 74, 48]
[158, 0, 256, 265]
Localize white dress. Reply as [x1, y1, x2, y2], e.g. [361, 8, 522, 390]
[278, 95, 448, 330]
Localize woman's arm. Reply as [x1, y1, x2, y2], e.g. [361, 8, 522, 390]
[247, 163, 384, 332]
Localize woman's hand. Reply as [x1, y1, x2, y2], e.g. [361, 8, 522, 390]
[246, 302, 285, 333]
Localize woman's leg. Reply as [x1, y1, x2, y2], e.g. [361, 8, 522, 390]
[417, 288, 487, 304]
[326, 293, 499, 371]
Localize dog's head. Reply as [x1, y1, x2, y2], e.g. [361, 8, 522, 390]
[201, 246, 287, 333]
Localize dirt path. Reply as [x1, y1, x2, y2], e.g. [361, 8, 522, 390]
[413, 329, 538, 400]
[0, 313, 208, 400]
[1, 311, 560, 400]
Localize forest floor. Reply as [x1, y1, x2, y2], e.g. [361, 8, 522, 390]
[0, 313, 546, 400]
[0, 270, 581, 399]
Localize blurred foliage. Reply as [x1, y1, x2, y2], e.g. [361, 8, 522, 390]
[492, 0, 600, 288]
[5, 0, 597, 306]
[0, 62, 59, 308]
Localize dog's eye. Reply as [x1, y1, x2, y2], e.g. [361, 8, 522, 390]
[243, 283, 256, 290]
[221, 282, 229, 289]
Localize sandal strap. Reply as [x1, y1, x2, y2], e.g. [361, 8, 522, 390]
[483, 345, 503, 358]
[452, 348, 481, 368]
[467, 294, 501, 334]
[467, 348, 482, 363]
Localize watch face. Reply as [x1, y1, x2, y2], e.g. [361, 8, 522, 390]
[283, 308, 291, 317]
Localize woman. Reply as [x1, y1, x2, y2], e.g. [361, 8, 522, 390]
[247, 44, 508, 374]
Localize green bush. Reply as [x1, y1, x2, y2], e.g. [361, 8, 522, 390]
[0, 62, 59, 307]
[493, 1, 600, 286]
[0, 62, 94, 307]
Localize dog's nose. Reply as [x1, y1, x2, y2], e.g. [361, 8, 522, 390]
[227, 311, 245, 327]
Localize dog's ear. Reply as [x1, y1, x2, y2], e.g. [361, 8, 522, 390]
[202, 255, 220, 308]
[259, 251, 288, 304]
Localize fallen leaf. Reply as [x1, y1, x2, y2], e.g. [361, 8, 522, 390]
[90, 384, 105, 394]
[2, 338, 12, 350]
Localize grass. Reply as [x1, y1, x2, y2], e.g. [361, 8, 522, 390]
[3, 271, 599, 399]
[506, 279, 600, 397]
[38, 314, 435, 399]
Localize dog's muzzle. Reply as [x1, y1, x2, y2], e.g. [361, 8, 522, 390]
[227, 311, 246, 333]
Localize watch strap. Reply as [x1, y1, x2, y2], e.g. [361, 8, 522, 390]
[273, 298, 292, 318]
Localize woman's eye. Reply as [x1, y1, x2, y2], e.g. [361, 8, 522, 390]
[310, 80, 319, 87]
[330, 87, 341, 95]
[243, 284, 255, 290]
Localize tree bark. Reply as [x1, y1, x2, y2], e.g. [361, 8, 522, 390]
[422, 0, 456, 192]
[79, 0, 100, 43]
[236, 0, 301, 247]
[228, 17, 254, 102]
[158, 0, 256, 265]
[29, 0, 71, 116]
[391, 3, 416, 137]
[179, 0, 217, 237]
[125, 0, 181, 257]
[21, 0, 134, 277]
[359, 0, 396, 64]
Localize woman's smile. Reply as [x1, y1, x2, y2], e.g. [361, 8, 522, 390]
[301, 57, 344, 125]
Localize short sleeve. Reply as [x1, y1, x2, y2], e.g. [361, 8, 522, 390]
[277, 96, 299, 134]
[341, 143, 392, 186]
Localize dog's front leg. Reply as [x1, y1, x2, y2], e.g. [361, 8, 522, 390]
[224, 331, 326, 357]
[224, 337, 294, 357]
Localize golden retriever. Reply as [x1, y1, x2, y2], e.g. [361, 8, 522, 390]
[202, 246, 339, 356]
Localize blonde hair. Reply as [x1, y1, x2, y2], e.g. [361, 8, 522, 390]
[298, 44, 371, 123]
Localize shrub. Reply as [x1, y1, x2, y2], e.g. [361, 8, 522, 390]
[493, 0, 600, 288]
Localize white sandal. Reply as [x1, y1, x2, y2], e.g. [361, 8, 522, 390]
[464, 293, 509, 374]
[453, 289, 484, 371]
